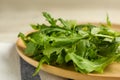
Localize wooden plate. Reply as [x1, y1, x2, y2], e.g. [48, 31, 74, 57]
[16, 23, 120, 80]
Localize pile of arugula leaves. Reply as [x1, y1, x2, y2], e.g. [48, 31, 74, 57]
[18, 12, 120, 76]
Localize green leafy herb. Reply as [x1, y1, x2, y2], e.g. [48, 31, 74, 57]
[106, 14, 111, 27]
[42, 12, 57, 26]
[32, 56, 49, 76]
[18, 12, 120, 75]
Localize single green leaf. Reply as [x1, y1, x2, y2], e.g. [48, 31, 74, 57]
[18, 32, 26, 40]
[18, 32, 27, 46]
[51, 37, 80, 47]
[42, 12, 57, 26]
[65, 53, 72, 63]
[106, 14, 111, 27]
[59, 18, 77, 30]
[68, 53, 98, 73]
[58, 18, 69, 28]
[33, 56, 49, 76]
[24, 41, 37, 56]
[56, 53, 65, 64]
[68, 53, 118, 73]
[30, 24, 48, 30]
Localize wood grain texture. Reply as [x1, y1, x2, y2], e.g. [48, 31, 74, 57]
[16, 23, 120, 80]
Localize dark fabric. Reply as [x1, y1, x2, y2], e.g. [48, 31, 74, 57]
[20, 57, 41, 80]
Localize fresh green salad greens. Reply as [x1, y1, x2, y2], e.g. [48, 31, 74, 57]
[18, 12, 120, 76]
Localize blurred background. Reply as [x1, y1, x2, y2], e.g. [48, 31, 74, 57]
[1, 0, 120, 42]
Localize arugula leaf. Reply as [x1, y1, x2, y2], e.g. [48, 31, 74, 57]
[58, 18, 69, 28]
[106, 14, 111, 27]
[56, 52, 65, 64]
[68, 53, 119, 73]
[18, 32, 27, 46]
[24, 41, 37, 56]
[18, 32, 26, 40]
[32, 56, 49, 76]
[42, 12, 57, 26]
[31, 24, 48, 30]
[67, 53, 98, 73]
